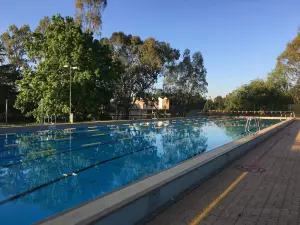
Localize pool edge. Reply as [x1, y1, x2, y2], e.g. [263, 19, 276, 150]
[34, 117, 295, 225]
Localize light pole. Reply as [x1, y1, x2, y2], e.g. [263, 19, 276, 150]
[63, 65, 78, 123]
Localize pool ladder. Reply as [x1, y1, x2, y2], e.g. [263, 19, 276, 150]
[245, 117, 260, 133]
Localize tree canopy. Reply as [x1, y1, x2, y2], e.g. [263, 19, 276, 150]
[75, 0, 107, 34]
[164, 49, 207, 112]
[1, 24, 31, 70]
[15, 15, 121, 121]
[276, 28, 300, 81]
[106, 32, 180, 118]
[224, 79, 293, 111]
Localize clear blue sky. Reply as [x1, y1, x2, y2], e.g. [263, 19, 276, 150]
[1, 0, 300, 97]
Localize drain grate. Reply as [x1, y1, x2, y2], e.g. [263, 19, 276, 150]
[235, 165, 266, 173]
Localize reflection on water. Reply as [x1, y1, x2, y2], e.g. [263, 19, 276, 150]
[0, 117, 280, 224]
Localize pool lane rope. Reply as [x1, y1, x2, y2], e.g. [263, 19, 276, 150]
[0, 122, 263, 167]
[0, 145, 155, 206]
[0, 123, 191, 164]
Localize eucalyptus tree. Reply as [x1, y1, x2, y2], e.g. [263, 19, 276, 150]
[75, 0, 107, 34]
[1, 24, 31, 70]
[106, 32, 179, 119]
[164, 49, 208, 112]
[276, 28, 300, 81]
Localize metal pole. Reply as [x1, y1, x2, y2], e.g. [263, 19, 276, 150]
[5, 99, 8, 126]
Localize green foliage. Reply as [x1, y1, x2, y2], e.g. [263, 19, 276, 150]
[164, 49, 207, 112]
[75, 0, 107, 34]
[1, 24, 31, 70]
[107, 32, 179, 118]
[0, 41, 21, 121]
[15, 14, 120, 121]
[290, 77, 300, 104]
[266, 68, 291, 91]
[203, 99, 216, 111]
[224, 79, 293, 111]
[276, 29, 300, 81]
[214, 96, 225, 110]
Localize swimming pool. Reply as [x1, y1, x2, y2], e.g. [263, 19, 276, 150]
[0, 117, 282, 224]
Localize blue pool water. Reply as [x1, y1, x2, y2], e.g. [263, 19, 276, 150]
[0, 117, 281, 224]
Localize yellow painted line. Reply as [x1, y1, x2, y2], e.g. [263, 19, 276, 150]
[88, 126, 97, 129]
[129, 126, 136, 128]
[28, 149, 55, 155]
[0, 133, 16, 136]
[189, 172, 248, 225]
[119, 137, 131, 141]
[87, 129, 97, 132]
[4, 144, 18, 147]
[82, 142, 102, 147]
[92, 133, 105, 137]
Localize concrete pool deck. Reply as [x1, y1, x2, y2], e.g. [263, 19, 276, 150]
[147, 120, 300, 225]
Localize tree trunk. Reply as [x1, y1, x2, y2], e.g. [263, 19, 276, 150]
[123, 107, 130, 120]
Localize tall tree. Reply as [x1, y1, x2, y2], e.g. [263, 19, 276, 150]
[164, 49, 208, 112]
[276, 29, 300, 81]
[289, 77, 300, 104]
[106, 32, 179, 119]
[75, 0, 107, 34]
[1, 24, 31, 70]
[35, 16, 51, 34]
[0, 41, 20, 121]
[224, 79, 293, 111]
[267, 68, 291, 91]
[203, 99, 216, 111]
[15, 14, 121, 121]
[214, 96, 225, 110]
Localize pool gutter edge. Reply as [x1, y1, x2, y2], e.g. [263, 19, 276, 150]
[36, 118, 295, 225]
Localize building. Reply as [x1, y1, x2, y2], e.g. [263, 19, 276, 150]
[130, 97, 170, 118]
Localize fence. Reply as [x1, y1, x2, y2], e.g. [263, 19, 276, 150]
[207, 110, 295, 118]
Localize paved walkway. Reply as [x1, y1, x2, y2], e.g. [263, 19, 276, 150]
[147, 120, 300, 225]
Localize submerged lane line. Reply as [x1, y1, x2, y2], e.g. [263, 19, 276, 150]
[0, 145, 155, 206]
[189, 172, 248, 225]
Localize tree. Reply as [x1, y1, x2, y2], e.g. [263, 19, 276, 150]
[290, 77, 300, 104]
[203, 99, 216, 111]
[164, 49, 208, 112]
[276, 29, 300, 81]
[15, 14, 121, 121]
[267, 68, 291, 91]
[1, 24, 31, 70]
[0, 41, 20, 121]
[214, 96, 225, 110]
[106, 32, 179, 119]
[75, 0, 107, 34]
[35, 16, 51, 34]
[224, 79, 293, 111]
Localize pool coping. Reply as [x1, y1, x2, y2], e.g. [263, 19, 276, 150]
[35, 117, 295, 225]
